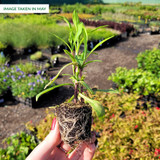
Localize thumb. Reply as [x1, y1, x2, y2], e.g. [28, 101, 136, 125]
[26, 118, 61, 160]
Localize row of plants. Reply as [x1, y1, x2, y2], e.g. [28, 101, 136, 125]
[61, 3, 115, 15]
[0, 14, 116, 51]
[79, 19, 134, 34]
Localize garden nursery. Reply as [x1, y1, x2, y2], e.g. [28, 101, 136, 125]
[0, 2, 160, 160]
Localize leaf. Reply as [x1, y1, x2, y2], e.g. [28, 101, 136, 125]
[74, 22, 83, 45]
[84, 60, 102, 66]
[67, 95, 74, 103]
[87, 35, 114, 59]
[52, 33, 72, 52]
[62, 16, 72, 30]
[75, 54, 84, 67]
[79, 93, 105, 118]
[73, 10, 80, 30]
[36, 83, 73, 101]
[79, 81, 94, 94]
[63, 49, 75, 62]
[44, 62, 74, 89]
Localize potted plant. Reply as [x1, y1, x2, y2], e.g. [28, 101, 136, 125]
[11, 74, 53, 108]
[36, 11, 116, 146]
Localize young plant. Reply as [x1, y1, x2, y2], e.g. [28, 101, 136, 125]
[36, 11, 116, 145]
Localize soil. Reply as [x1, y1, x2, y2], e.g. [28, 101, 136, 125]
[55, 102, 92, 145]
[0, 33, 160, 147]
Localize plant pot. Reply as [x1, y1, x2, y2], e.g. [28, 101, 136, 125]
[28, 59, 49, 70]
[0, 89, 14, 106]
[54, 102, 92, 146]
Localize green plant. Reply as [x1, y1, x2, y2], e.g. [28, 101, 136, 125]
[0, 67, 11, 95]
[108, 67, 160, 96]
[26, 109, 55, 141]
[0, 132, 38, 160]
[37, 10, 116, 118]
[136, 49, 160, 77]
[11, 74, 50, 99]
[30, 51, 43, 61]
[0, 54, 10, 66]
[15, 62, 38, 74]
[91, 91, 160, 159]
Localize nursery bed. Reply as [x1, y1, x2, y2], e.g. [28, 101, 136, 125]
[0, 33, 160, 148]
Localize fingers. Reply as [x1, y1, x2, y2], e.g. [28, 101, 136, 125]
[68, 133, 97, 160]
[26, 118, 61, 160]
[68, 142, 96, 160]
[82, 143, 96, 160]
[58, 141, 72, 153]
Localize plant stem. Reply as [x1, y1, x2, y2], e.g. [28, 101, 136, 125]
[74, 82, 78, 103]
[80, 69, 84, 103]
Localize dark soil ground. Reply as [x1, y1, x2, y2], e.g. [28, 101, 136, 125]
[0, 33, 160, 147]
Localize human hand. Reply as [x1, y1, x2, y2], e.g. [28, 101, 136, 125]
[26, 118, 96, 160]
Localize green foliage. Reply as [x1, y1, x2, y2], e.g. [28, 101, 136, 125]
[11, 74, 50, 99]
[15, 62, 39, 74]
[0, 54, 10, 66]
[136, 49, 160, 77]
[87, 28, 117, 41]
[0, 132, 38, 160]
[91, 92, 160, 159]
[0, 67, 11, 95]
[0, 15, 68, 49]
[108, 67, 160, 96]
[0, 41, 7, 51]
[62, 3, 114, 15]
[26, 109, 55, 141]
[30, 51, 43, 61]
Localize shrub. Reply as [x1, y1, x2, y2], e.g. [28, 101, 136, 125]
[0, 132, 38, 160]
[108, 67, 160, 96]
[91, 92, 160, 159]
[136, 49, 160, 77]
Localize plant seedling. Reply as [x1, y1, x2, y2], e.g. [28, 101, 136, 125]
[36, 11, 117, 145]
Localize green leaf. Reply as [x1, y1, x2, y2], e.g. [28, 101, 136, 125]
[62, 16, 72, 30]
[45, 62, 74, 89]
[36, 83, 73, 101]
[87, 35, 114, 59]
[74, 22, 83, 45]
[75, 54, 84, 67]
[79, 93, 105, 118]
[63, 49, 75, 62]
[84, 60, 102, 66]
[67, 95, 74, 103]
[52, 33, 72, 52]
[79, 81, 94, 94]
[73, 10, 80, 30]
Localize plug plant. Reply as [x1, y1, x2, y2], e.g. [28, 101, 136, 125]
[36, 11, 115, 145]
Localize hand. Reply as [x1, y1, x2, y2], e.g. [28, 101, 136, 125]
[26, 118, 96, 160]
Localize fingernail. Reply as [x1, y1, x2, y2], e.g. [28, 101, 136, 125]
[51, 118, 56, 130]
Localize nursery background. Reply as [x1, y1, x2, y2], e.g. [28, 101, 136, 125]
[0, 0, 160, 159]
